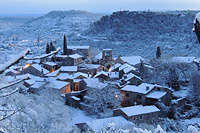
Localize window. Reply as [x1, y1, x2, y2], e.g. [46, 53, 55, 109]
[125, 93, 129, 97]
[132, 117, 135, 120]
[157, 88, 161, 91]
[140, 115, 142, 119]
[136, 95, 141, 99]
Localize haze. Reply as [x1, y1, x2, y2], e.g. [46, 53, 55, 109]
[0, 0, 200, 14]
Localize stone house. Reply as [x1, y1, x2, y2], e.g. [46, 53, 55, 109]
[121, 83, 172, 107]
[43, 62, 59, 71]
[122, 73, 143, 86]
[119, 64, 140, 79]
[110, 63, 121, 72]
[113, 105, 160, 124]
[116, 55, 144, 68]
[23, 79, 35, 87]
[94, 71, 109, 81]
[62, 54, 82, 66]
[51, 80, 71, 94]
[60, 66, 77, 74]
[28, 81, 46, 94]
[22, 64, 49, 77]
[78, 64, 104, 77]
[67, 46, 91, 63]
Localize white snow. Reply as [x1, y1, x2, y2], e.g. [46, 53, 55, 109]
[120, 105, 160, 117]
[123, 66, 137, 74]
[69, 54, 82, 59]
[24, 79, 36, 86]
[121, 83, 155, 94]
[31, 64, 49, 74]
[110, 63, 121, 71]
[109, 72, 119, 79]
[81, 116, 133, 132]
[187, 125, 199, 133]
[56, 73, 70, 80]
[94, 71, 108, 78]
[120, 56, 144, 66]
[45, 69, 60, 77]
[171, 57, 195, 63]
[68, 72, 91, 79]
[68, 45, 90, 50]
[125, 73, 142, 81]
[71, 96, 80, 101]
[194, 12, 200, 23]
[146, 91, 167, 99]
[50, 80, 69, 89]
[0, 48, 30, 73]
[43, 62, 57, 66]
[83, 78, 107, 89]
[60, 66, 77, 72]
[30, 81, 45, 89]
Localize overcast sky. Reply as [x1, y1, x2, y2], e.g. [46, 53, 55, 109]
[0, 0, 200, 14]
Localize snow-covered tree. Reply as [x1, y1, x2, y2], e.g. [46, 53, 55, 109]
[84, 83, 121, 117]
[193, 12, 200, 44]
[46, 42, 50, 54]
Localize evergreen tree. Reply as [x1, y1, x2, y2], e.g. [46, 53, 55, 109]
[63, 35, 68, 55]
[46, 42, 50, 54]
[50, 41, 56, 51]
[156, 46, 161, 59]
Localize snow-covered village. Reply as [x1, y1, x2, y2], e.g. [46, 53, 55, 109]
[1, 1, 200, 133]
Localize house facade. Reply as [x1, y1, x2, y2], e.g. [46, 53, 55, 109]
[121, 83, 172, 107]
[113, 105, 160, 124]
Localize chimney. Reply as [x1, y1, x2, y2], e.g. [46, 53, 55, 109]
[146, 86, 149, 90]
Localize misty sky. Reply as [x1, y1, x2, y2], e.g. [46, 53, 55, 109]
[0, 0, 200, 14]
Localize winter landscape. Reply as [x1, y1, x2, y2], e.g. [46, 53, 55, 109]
[1, 0, 200, 133]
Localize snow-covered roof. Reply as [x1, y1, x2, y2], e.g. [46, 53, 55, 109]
[30, 81, 45, 89]
[31, 64, 49, 74]
[83, 78, 107, 89]
[120, 105, 160, 117]
[120, 56, 144, 66]
[94, 71, 109, 78]
[68, 72, 91, 79]
[125, 73, 142, 81]
[110, 63, 121, 71]
[95, 52, 102, 60]
[68, 46, 90, 50]
[45, 69, 60, 77]
[56, 55, 68, 58]
[109, 72, 119, 79]
[171, 57, 195, 63]
[119, 63, 130, 71]
[121, 83, 155, 94]
[80, 116, 133, 132]
[56, 73, 70, 80]
[43, 62, 57, 66]
[26, 60, 34, 64]
[79, 64, 101, 69]
[69, 54, 82, 59]
[51, 80, 69, 89]
[123, 66, 137, 74]
[60, 66, 77, 72]
[71, 96, 80, 101]
[103, 49, 112, 51]
[24, 79, 35, 86]
[146, 91, 167, 99]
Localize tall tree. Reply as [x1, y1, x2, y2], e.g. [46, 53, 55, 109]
[156, 46, 161, 59]
[50, 41, 56, 51]
[63, 35, 68, 55]
[46, 42, 50, 54]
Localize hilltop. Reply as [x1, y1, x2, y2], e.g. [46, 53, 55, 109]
[76, 10, 200, 58]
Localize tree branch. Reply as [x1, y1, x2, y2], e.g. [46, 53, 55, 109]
[0, 100, 32, 121]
